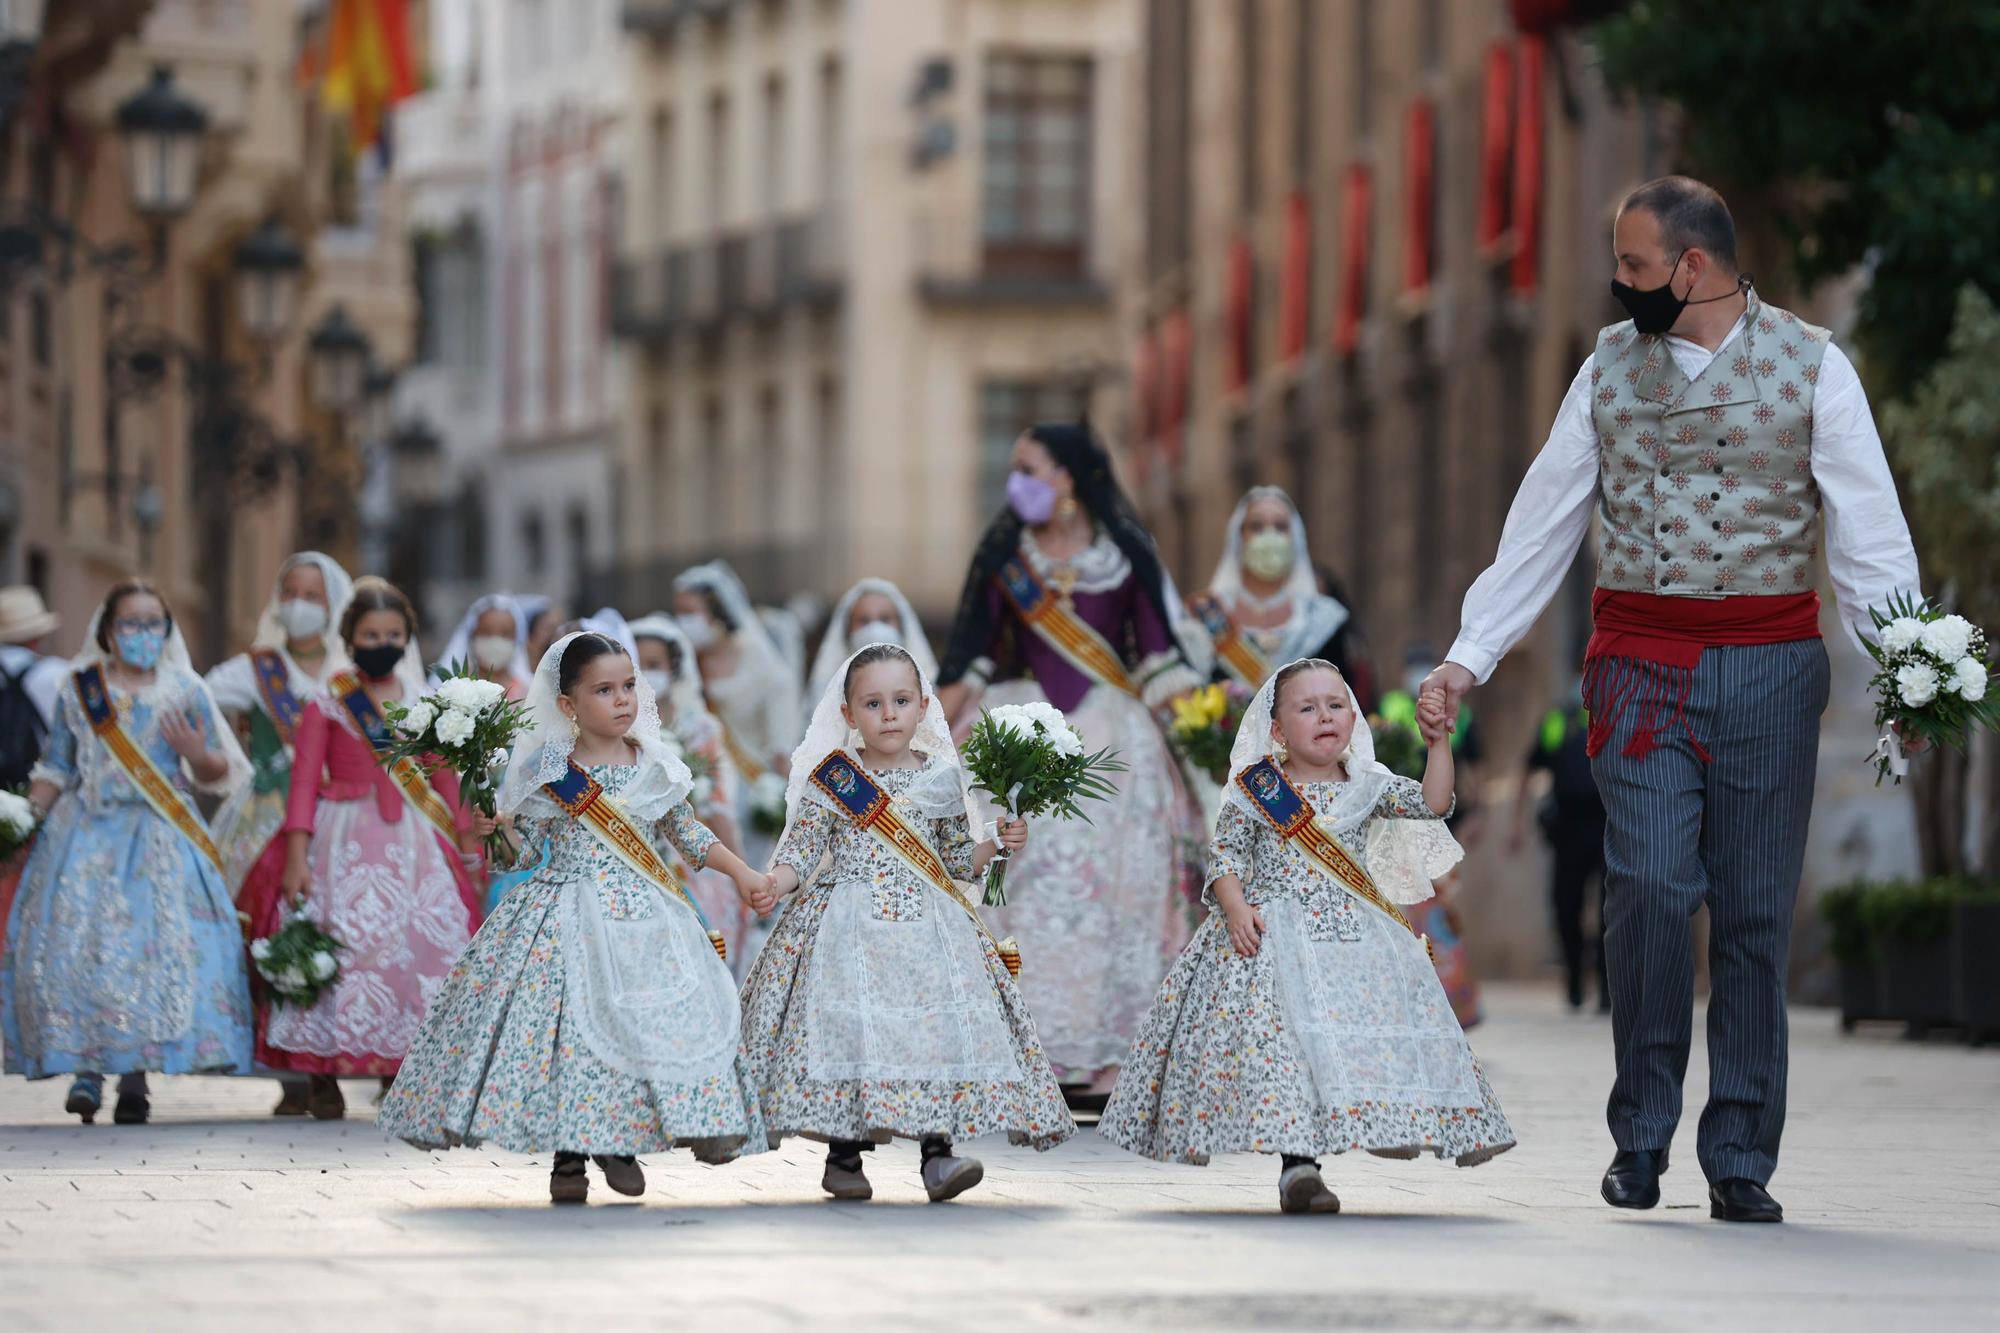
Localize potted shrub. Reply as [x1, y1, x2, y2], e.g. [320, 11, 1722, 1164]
[1863, 879, 1960, 1038]
[1950, 881, 2000, 1045]
[1819, 883, 1882, 1032]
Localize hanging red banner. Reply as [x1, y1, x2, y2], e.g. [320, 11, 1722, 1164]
[1279, 191, 1311, 363]
[1510, 35, 1545, 294]
[1334, 163, 1373, 357]
[1478, 42, 1514, 254]
[1403, 99, 1436, 295]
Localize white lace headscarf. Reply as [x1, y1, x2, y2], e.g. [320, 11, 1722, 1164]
[806, 578, 938, 705]
[71, 596, 254, 821]
[1210, 485, 1322, 608]
[435, 592, 530, 684]
[629, 613, 711, 727]
[578, 606, 641, 663]
[1226, 658, 1459, 905]
[781, 644, 984, 852]
[250, 551, 354, 674]
[494, 629, 694, 820]
[674, 561, 785, 663]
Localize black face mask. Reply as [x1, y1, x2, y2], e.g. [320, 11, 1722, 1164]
[352, 643, 405, 681]
[1610, 251, 1745, 336]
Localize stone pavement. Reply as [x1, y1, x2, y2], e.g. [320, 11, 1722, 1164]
[2, 984, 1996, 1331]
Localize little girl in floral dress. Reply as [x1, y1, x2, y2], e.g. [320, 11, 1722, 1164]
[378, 632, 776, 1205]
[742, 644, 1073, 1203]
[1099, 658, 1514, 1213]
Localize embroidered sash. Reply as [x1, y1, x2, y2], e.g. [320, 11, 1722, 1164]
[331, 672, 462, 850]
[995, 556, 1141, 699]
[250, 648, 307, 748]
[807, 751, 998, 945]
[73, 664, 223, 872]
[1188, 593, 1271, 687]
[543, 763, 728, 961]
[1234, 758, 1434, 960]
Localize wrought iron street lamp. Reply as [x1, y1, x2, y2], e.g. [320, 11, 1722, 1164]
[232, 216, 305, 344]
[307, 304, 371, 412]
[115, 65, 208, 222]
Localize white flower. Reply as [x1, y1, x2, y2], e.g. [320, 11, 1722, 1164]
[985, 703, 1035, 737]
[751, 772, 788, 812]
[436, 676, 505, 714]
[308, 950, 338, 982]
[0, 790, 34, 836]
[249, 938, 272, 962]
[1879, 618, 1925, 655]
[398, 700, 437, 736]
[434, 707, 477, 747]
[1952, 657, 1988, 702]
[1897, 662, 1940, 708]
[278, 965, 306, 991]
[1920, 615, 1977, 665]
[1046, 723, 1084, 758]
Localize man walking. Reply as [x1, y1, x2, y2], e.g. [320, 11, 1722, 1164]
[1423, 177, 1921, 1223]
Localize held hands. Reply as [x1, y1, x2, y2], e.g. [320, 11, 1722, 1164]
[734, 866, 780, 917]
[1415, 689, 1455, 749]
[1223, 899, 1266, 958]
[1418, 662, 1475, 746]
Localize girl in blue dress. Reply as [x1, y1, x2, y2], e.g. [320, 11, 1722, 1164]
[1, 580, 255, 1124]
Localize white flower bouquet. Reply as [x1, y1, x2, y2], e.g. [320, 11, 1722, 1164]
[377, 664, 532, 859]
[748, 770, 789, 837]
[0, 789, 38, 861]
[250, 907, 343, 1009]
[960, 701, 1125, 906]
[1863, 594, 1998, 785]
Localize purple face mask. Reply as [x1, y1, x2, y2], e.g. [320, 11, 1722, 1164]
[1007, 471, 1059, 525]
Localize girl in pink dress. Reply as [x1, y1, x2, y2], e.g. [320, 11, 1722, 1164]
[242, 578, 483, 1118]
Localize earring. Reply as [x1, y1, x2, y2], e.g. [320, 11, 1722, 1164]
[566, 715, 580, 740]
[1272, 736, 1289, 763]
[1056, 495, 1080, 522]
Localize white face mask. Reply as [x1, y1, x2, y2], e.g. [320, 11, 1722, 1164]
[848, 619, 902, 649]
[275, 599, 329, 640]
[1242, 529, 1296, 583]
[471, 635, 518, 672]
[642, 668, 674, 700]
[677, 614, 718, 649]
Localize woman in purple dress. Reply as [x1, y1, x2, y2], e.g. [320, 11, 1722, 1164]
[936, 421, 1205, 1100]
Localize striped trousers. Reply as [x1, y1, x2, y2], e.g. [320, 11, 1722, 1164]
[1588, 639, 1830, 1186]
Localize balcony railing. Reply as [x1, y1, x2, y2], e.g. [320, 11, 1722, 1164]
[622, 0, 735, 34]
[610, 250, 691, 342]
[775, 210, 844, 307]
[913, 206, 1107, 307]
[610, 213, 843, 341]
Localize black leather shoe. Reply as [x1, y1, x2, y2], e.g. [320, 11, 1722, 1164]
[112, 1093, 149, 1125]
[1601, 1148, 1669, 1209]
[1709, 1178, 1783, 1223]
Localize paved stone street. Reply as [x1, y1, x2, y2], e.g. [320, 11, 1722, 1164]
[2, 984, 1995, 1330]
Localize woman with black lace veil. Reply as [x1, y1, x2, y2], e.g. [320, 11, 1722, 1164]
[935, 421, 1205, 1100]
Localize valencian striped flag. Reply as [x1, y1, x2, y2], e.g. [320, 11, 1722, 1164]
[300, 0, 418, 159]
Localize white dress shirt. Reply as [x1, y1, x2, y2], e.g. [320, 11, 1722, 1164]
[1445, 313, 1922, 683]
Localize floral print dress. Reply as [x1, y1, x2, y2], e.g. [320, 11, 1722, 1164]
[1100, 773, 1514, 1167]
[377, 764, 765, 1160]
[742, 758, 1073, 1150]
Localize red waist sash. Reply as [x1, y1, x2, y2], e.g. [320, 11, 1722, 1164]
[1583, 589, 1820, 762]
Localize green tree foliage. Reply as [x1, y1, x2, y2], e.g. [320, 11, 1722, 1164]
[1592, 0, 2000, 401]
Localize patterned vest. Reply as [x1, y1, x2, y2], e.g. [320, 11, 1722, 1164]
[1591, 292, 1829, 597]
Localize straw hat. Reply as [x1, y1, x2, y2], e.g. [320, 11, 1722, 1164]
[0, 585, 60, 644]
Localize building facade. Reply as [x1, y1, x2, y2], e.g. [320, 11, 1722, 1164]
[389, 0, 625, 644]
[0, 0, 411, 665]
[602, 0, 1139, 618]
